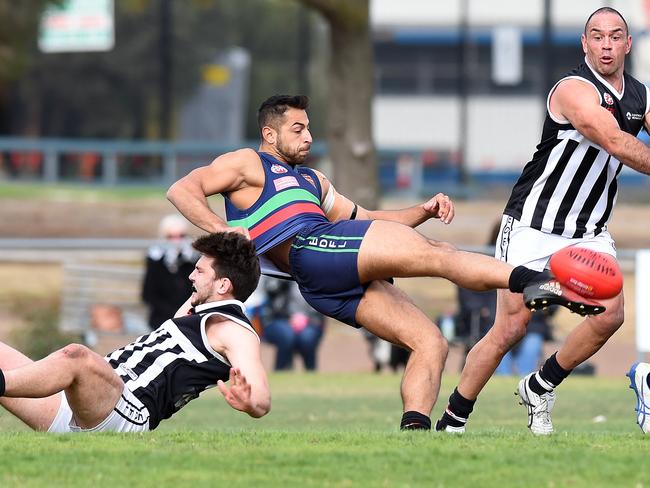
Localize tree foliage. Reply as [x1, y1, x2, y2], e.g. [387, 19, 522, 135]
[7, 0, 323, 139]
[295, 0, 377, 207]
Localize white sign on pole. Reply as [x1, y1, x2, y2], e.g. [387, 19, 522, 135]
[492, 26, 522, 86]
[635, 250, 650, 353]
[39, 0, 114, 53]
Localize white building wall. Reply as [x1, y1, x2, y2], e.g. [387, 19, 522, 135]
[371, 0, 650, 169]
[373, 97, 543, 170]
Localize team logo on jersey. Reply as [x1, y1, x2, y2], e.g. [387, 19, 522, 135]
[603, 93, 614, 105]
[274, 176, 299, 191]
[626, 111, 643, 121]
[270, 164, 288, 174]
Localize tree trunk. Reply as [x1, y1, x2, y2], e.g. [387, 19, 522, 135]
[298, 0, 378, 208]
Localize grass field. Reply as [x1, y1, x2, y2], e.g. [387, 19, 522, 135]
[0, 373, 647, 487]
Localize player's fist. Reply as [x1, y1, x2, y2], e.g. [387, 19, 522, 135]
[422, 193, 454, 224]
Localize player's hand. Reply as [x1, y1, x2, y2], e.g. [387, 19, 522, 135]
[217, 368, 254, 414]
[226, 226, 251, 239]
[421, 193, 454, 224]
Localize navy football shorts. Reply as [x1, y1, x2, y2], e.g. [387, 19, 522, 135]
[288, 219, 372, 327]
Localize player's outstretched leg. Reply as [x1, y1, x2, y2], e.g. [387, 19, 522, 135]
[357, 220, 606, 316]
[627, 362, 650, 434]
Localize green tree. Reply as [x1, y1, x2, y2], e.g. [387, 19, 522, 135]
[0, 0, 60, 132]
[296, 0, 377, 208]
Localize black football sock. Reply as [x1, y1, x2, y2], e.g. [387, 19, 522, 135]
[0, 369, 5, 396]
[400, 411, 431, 430]
[508, 266, 550, 293]
[529, 352, 572, 395]
[436, 388, 475, 430]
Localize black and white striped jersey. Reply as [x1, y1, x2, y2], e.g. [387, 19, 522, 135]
[504, 59, 650, 238]
[105, 300, 257, 430]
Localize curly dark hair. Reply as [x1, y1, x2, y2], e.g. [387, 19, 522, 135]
[192, 232, 260, 302]
[257, 94, 309, 133]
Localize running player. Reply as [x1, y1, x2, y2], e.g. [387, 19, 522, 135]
[436, 7, 650, 435]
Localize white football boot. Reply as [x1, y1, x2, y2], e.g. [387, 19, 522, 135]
[516, 373, 555, 435]
[627, 362, 650, 434]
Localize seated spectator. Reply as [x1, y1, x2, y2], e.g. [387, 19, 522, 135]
[260, 277, 325, 371]
[142, 214, 198, 330]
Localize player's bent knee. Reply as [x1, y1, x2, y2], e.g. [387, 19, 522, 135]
[60, 343, 91, 359]
[409, 331, 448, 358]
[427, 239, 457, 252]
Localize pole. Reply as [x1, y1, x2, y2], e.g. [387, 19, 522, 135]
[159, 0, 172, 140]
[457, 0, 469, 185]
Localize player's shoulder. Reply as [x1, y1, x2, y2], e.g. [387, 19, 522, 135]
[553, 76, 600, 102]
[211, 147, 260, 167]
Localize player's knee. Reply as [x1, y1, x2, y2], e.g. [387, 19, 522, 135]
[57, 343, 92, 364]
[429, 240, 457, 252]
[591, 305, 624, 335]
[410, 329, 448, 358]
[491, 324, 526, 354]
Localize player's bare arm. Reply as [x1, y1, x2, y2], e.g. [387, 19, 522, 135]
[552, 79, 650, 175]
[313, 170, 454, 227]
[206, 317, 271, 418]
[167, 148, 261, 236]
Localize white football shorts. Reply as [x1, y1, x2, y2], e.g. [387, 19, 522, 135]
[47, 387, 150, 433]
[495, 214, 617, 272]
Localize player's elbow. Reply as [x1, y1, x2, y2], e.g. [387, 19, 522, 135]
[166, 179, 183, 204]
[249, 397, 271, 418]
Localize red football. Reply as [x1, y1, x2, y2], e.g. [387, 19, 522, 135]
[549, 246, 622, 299]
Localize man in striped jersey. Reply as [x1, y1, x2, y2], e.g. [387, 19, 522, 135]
[0, 232, 270, 432]
[167, 95, 601, 431]
[436, 7, 650, 435]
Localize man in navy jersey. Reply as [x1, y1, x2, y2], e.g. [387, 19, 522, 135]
[436, 7, 650, 435]
[0, 232, 270, 432]
[167, 95, 602, 431]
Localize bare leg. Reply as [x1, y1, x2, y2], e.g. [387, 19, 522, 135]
[0, 341, 61, 431]
[357, 220, 513, 290]
[355, 280, 448, 414]
[556, 292, 624, 369]
[3, 343, 124, 429]
[457, 289, 531, 399]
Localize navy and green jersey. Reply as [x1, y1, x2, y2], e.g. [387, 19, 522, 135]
[225, 152, 327, 254]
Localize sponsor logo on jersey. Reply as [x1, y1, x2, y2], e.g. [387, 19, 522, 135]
[626, 111, 644, 121]
[301, 174, 315, 187]
[119, 364, 139, 381]
[603, 92, 614, 105]
[306, 236, 348, 249]
[274, 176, 299, 191]
[270, 164, 288, 174]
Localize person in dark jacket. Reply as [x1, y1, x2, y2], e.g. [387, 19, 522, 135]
[142, 214, 199, 329]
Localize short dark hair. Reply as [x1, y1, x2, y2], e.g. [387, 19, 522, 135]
[584, 7, 628, 36]
[192, 232, 260, 302]
[257, 95, 309, 132]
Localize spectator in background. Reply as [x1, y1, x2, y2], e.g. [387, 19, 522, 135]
[142, 214, 198, 330]
[261, 277, 325, 371]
